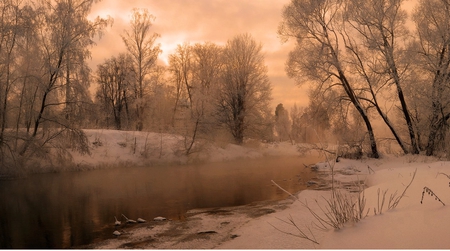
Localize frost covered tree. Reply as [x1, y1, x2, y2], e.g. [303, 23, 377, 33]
[0, 0, 22, 147]
[122, 8, 161, 131]
[17, 0, 109, 157]
[279, 0, 380, 157]
[168, 43, 193, 126]
[274, 103, 291, 142]
[96, 54, 135, 130]
[167, 42, 223, 153]
[413, 0, 450, 156]
[184, 42, 223, 153]
[345, 0, 417, 154]
[290, 103, 306, 142]
[216, 33, 272, 144]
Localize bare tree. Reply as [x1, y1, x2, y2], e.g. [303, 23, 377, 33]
[279, 0, 380, 158]
[17, 0, 109, 157]
[183, 42, 223, 154]
[122, 8, 161, 131]
[413, 0, 450, 156]
[59, 0, 102, 126]
[146, 65, 173, 132]
[0, 0, 21, 147]
[167, 42, 224, 154]
[216, 33, 272, 144]
[345, 0, 417, 154]
[96, 54, 135, 130]
[168, 43, 193, 126]
[275, 103, 292, 142]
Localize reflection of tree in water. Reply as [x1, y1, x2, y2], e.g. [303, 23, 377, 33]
[0, 156, 320, 248]
[0, 174, 98, 248]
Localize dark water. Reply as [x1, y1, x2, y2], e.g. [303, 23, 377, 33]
[0, 155, 320, 248]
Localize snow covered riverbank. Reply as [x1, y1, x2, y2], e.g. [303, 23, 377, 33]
[71, 129, 310, 168]
[75, 130, 450, 249]
[218, 156, 450, 249]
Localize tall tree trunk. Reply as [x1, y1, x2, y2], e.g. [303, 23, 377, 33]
[339, 71, 379, 158]
[381, 35, 419, 154]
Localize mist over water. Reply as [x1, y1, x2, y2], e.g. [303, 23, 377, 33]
[0, 155, 320, 248]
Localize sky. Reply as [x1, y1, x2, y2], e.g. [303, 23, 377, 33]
[88, 0, 310, 112]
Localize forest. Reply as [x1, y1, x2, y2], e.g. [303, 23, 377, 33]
[0, 0, 450, 171]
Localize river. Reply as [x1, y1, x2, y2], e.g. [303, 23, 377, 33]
[0, 155, 320, 248]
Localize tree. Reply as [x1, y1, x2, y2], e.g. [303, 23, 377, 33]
[413, 0, 450, 156]
[290, 103, 305, 142]
[274, 103, 292, 142]
[96, 54, 135, 130]
[279, 0, 380, 158]
[184, 42, 223, 154]
[216, 33, 272, 144]
[122, 8, 161, 131]
[59, 0, 103, 126]
[167, 42, 224, 154]
[168, 43, 193, 126]
[345, 0, 417, 154]
[0, 0, 21, 147]
[17, 0, 109, 157]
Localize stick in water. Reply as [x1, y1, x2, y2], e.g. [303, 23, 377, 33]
[271, 180, 298, 200]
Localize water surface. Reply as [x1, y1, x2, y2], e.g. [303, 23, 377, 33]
[0, 155, 320, 248]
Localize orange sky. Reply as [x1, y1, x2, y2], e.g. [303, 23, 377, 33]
[88, 0, 310, 113]
[88, 0, 418, 113]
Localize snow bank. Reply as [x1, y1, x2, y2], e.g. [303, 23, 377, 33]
[71, 129, 315, 169]
[217, 155, 450, 249]
[72, 130, 450, 249]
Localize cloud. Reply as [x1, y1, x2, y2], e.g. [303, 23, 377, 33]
[88, 0, 304, 110]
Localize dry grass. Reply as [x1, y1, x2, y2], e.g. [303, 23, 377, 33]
[421, 186, 445, 206]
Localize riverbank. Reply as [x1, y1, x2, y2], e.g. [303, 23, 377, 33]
[81, 198, 296, 249]
[86, 154, 450, 249]
[71, 129, 314, 169]
[7, 129, 450, 248]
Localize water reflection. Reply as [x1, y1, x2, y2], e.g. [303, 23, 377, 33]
[0, 155, 319, 248]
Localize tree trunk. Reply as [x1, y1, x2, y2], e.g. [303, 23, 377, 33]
[339, 71, 379, 158]
[426, 113, 450, 156]
[371, 93, 409, 154]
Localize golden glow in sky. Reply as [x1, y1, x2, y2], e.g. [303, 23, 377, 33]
[88, 0, 311, 112]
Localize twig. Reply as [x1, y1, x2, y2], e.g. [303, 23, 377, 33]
[271, 180, 298, 200]
[436, 172, 450, 187]
[389, 168, 417, 209]
[269, 215, 319, 245]
[376, 188, 388, 215]
[437, 172, 450, 179]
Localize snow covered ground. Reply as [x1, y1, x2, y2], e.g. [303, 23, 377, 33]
[71, 129, 306, 168]
[218, 156, 450, 249]
[75, 130, 450, 249]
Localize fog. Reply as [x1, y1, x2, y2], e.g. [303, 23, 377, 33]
[0, 155, 319, 248]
